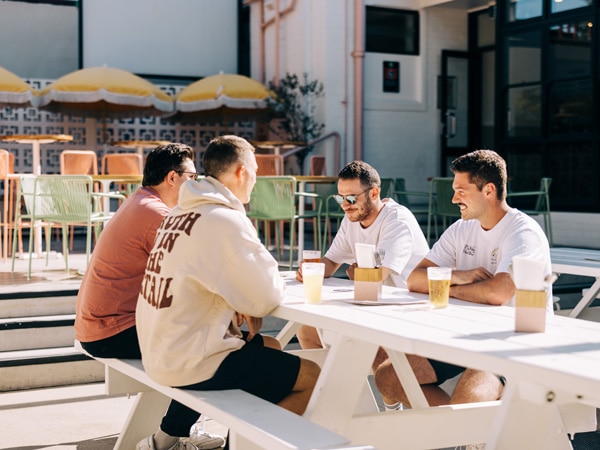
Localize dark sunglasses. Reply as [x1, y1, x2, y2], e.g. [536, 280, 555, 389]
[334, 187, 373, 205]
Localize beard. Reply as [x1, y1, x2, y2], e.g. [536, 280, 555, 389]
[348, 197, 375, 223]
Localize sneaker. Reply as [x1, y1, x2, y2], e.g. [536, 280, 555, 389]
[465, 444, 486, 450]
[187, 430, 226, 449]
[136, 435, 200, 450]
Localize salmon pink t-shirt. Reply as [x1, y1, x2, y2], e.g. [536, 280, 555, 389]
[75, 187, 169, 342]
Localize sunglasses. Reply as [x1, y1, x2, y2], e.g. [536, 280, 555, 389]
[333, 187, 373, 205]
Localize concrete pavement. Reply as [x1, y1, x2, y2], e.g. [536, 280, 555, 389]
[0, 383, 228, 450]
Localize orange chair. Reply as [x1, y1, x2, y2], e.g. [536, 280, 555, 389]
[59, 150, 99, 250]
[0, 149, 14, 261]
[102, 153, 143, 175]
[60, 150, 99, 175]
[310, 155, 326, 176]
[102, 153, 143, 196]
[256, 154, 284, 176]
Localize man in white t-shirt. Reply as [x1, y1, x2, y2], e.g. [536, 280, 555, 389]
[374, 149, 552, 409]
[296, 160, 429, 348]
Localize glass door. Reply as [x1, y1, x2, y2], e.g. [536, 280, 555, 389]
[439, 50, 469, 175]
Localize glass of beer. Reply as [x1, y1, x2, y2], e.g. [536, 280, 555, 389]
[302, 262, 325, 304]
[302, 250, 321, 263]
[427, 267, 452, 308]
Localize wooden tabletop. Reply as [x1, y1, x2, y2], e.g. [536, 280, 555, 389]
[0, 134, 73, 144]
[112, 140, 171, 148]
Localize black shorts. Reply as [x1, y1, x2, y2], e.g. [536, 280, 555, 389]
[428, 359, 466, 384]
[80, 326, 141, 358]
[181, 333, 301, 404]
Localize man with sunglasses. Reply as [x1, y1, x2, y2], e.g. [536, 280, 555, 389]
[296, 160, 429, 349]
[75, 143, 225, 449]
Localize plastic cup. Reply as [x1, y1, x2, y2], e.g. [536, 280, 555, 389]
[427, 267, 452, 308]
[302, 250, 321, 263]
[302, 262, 325, 304]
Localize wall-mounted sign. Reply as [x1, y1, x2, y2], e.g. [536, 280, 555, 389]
[383, 61, 400, 93]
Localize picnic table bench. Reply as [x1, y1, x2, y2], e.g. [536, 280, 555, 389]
[75, 342, 373, 450]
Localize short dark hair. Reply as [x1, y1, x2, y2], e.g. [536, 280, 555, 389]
[203, 135, 255, 179]
[142, 143, 194, 186]
[338, 160, 381, 189]
[450, 149, 507, 200]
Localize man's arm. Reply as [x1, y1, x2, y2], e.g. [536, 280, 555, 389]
[406, 258, 437, 293]
[296, 256, 340, 282]
[407, 258, 514, 306]
[449, 272, 514, 306]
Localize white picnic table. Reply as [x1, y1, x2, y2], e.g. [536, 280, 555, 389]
[272, 275, 600, 449]
[551, 247, 600, 318]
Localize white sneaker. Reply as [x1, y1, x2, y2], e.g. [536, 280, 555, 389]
[465, 444, 486, 450]
[136, 435, 200, 450]
[187, 430, 226, 449]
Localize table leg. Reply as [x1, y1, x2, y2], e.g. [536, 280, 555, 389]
[31, 141, 41, 176]
[304, 333, 377, 431]
[30, 143, 43, 257]
[298, 181, 306, 267]
[486, 381, 574, 450]
[99, 180, 112, 213]
[569, 277, 600, 318]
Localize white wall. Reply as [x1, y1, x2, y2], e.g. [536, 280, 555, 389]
[82, 0, 238, 77]
[363, 6, 468, 196]
[0, 2, 78, 79]
[257, 0, 349, 174]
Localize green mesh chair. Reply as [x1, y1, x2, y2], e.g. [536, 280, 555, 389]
[380, 177, 396, 200]
[507, 177, 553, 246]
[11, 174, 124, 279]
[321, 192, 346, 251]
[426, 177, 461, 245]
[393, 177, 429, 216]
[247, 176, 322, 269]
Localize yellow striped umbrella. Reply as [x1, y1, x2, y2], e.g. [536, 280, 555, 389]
[35, 66, 173, 119]
[172, 73, 271, 123]
[0, 66, 35, 107]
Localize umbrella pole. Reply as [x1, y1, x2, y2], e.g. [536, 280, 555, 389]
[102, 107, 109, 144]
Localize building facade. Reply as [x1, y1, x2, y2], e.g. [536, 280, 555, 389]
[1, 0, 599, 247]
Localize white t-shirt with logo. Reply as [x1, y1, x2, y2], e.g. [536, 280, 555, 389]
[325, 199, 429, 288]
[426, 208, 553, 312]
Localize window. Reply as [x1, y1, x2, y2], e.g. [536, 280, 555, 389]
[507, 0, 542, 22]
[366, 6, 419, 55]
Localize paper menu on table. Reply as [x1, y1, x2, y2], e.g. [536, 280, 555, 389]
[511, 256, 547, 290]
[355, 243, 376, 268]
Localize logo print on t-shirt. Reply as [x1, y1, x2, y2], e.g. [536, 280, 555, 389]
[463, 244, 475, 256]
[490, 247, 500, 266]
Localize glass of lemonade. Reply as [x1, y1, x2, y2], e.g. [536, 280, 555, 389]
[427, 267, 452, 308]
[302, 262, 325, 304]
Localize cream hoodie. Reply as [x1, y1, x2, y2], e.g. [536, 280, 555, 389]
[136, 177, 285, 386]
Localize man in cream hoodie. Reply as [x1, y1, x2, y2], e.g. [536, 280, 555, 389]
[136, 135, 320, 450]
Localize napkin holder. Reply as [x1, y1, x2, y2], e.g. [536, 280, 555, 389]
[354, 267, 383, 301]
[515, 289, 546, 332]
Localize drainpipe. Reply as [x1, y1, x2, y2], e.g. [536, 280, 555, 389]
[244, 0, 297, 85]
[352, 0, 364, 161]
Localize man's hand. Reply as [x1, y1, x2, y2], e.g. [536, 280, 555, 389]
[345, 262, 357, 280]
[295, 265, 304, 282]
[236, 313, 263, 341]
[451, 267, 494, 285]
